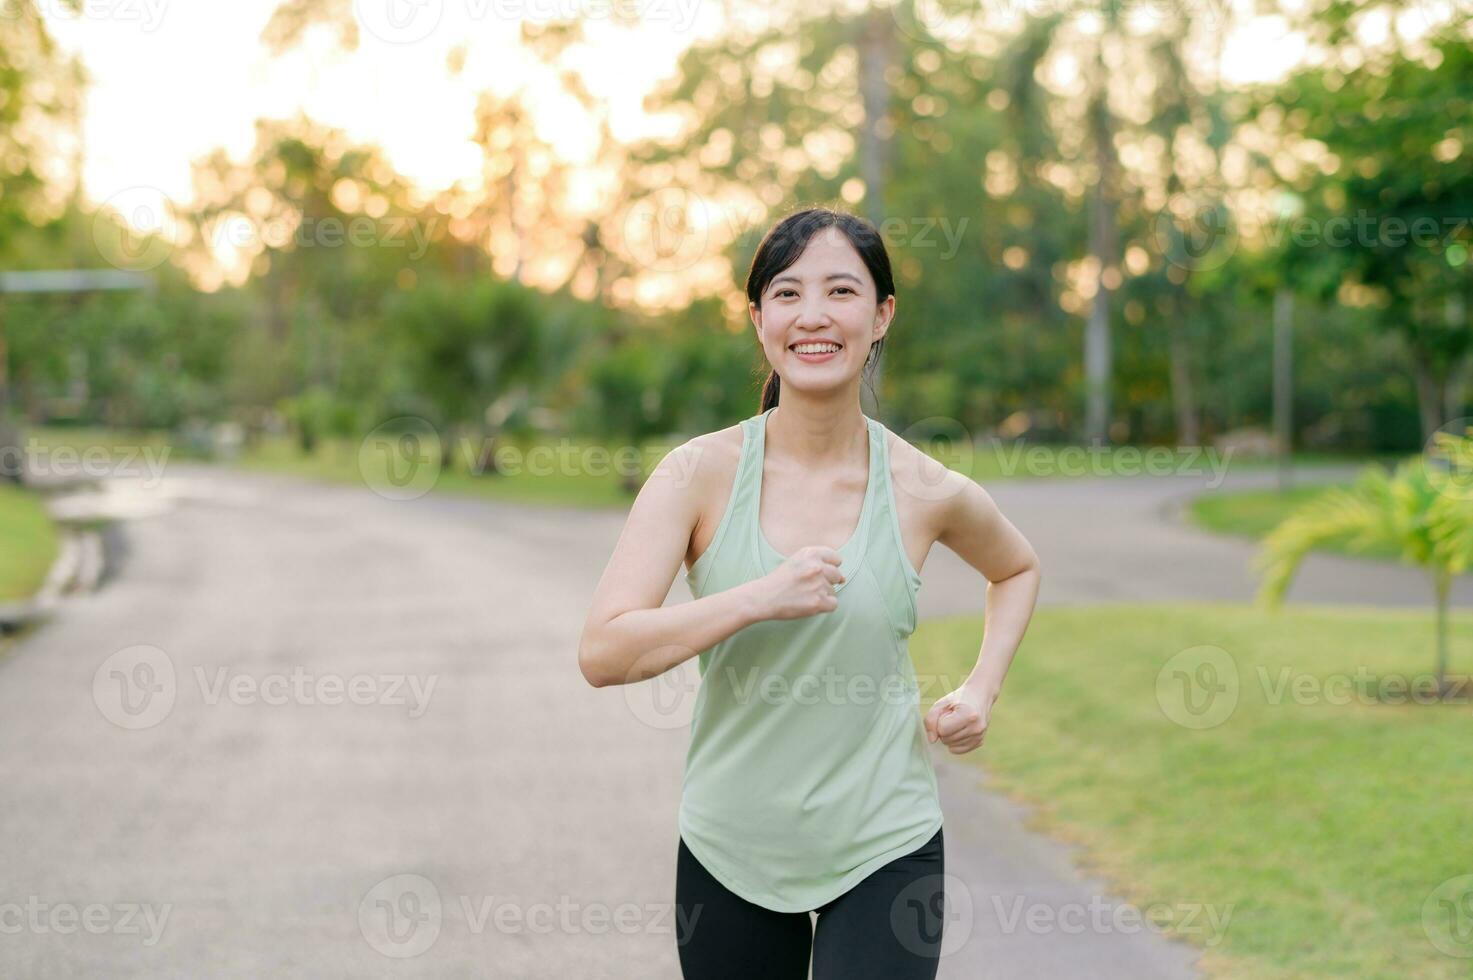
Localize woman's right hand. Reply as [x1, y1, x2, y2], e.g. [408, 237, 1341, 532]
[750, 546, 846, 621]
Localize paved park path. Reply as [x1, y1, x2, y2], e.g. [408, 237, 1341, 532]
[2, 460, 1465, 977]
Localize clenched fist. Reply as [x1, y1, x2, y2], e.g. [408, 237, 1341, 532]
[751, 545, 846, 621]
[923, 687, 996, 754]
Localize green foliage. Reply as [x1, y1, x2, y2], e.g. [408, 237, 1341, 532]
[278, 384, 358, 454]
[1254, 427, 1473, 686]
[6, 0, 1471, 458]
[0, 2, 84, 259]
[1245, 35, 1473, 435]
[381, 275, 546, 434]
[1254, 432, 1473, 607]
[1425, 426, 1473, 574]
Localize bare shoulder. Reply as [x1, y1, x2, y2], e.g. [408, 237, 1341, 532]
[882, 427, 1039, 581]
[655, 421, 745, 565]
[661, 420, 743, 494]
[881, 426, 971, 530]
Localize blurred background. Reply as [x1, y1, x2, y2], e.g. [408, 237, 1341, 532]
[1, 0, 1471, 977]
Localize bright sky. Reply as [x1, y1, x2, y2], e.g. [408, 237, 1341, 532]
[40, 0, 1448, 292]
[45, 0, 721, 212]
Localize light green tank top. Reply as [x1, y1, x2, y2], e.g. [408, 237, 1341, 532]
[680, 405, 943, 913]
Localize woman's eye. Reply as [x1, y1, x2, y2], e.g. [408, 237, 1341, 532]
[774, 287, 853, 297]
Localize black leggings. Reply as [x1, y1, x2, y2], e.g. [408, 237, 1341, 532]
[674, 827, 945, 979]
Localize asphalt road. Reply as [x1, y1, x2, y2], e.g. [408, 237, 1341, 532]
[0, 459, 1462, 977]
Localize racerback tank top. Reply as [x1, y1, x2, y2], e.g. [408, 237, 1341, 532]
[679, 405, 943, 913]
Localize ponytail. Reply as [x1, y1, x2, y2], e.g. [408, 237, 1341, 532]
[760, 370, 781, 412]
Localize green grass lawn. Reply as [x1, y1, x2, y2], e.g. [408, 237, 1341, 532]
[913, 602, 1473, 979]
[234, 432, 655, 508]
[960, 442, 1382, 483]
[27, 424, 1385, 510]
[0, 483, 60, 602]
[1189, 483, 1404, 561]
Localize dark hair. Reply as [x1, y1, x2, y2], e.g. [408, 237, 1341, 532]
[744, 206, 896, 413]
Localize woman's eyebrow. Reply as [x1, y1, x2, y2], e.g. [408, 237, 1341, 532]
[771, 272, 863, 287]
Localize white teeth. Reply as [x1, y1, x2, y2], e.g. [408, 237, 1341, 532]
[793, 343, 841, 354]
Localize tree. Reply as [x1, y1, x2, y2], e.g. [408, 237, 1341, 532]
[0, 0, 86, 480]
[1254, 427, 1473, 695]
[1246, 28, 1473, 442]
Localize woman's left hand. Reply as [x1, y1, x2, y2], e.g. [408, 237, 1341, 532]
[923, 686, 996, 754]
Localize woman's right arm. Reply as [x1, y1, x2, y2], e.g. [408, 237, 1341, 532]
[578, 439, 843, 688]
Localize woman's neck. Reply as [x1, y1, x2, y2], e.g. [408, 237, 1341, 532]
[767, 400, 868, 468]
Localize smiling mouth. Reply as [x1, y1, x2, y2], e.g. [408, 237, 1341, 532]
[789, 342, 844, 354]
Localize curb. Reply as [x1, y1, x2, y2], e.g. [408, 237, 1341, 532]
[0, 481, 112, 634]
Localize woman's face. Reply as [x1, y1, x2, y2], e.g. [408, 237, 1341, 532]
[750, 228, 895, 394]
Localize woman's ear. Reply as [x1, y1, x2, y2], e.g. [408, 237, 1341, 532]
[872, 294, 896, 343]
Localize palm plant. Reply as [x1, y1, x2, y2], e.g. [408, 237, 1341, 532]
[1253, 426, 1473, 696]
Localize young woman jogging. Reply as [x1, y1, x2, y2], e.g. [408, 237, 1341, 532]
[579, 206, 1042, 979]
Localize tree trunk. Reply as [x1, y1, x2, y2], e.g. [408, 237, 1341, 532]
[1273, 287, 1294, 492]
[0, 305, 17, 485]
[1445, 294, 1469, 424]
[0, 339, 19, 483]
[1084, 48, 1117, 446]
[1434, 569, 1450, 696]
[859, 6, 893, 408]
[1411, 351, 1447, 444]
[475, 430, 503, 477]
[1168, 294, 1199, 445]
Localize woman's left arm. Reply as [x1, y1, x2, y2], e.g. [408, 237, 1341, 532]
[921, 473, 1042, 754]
